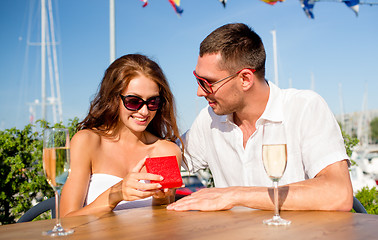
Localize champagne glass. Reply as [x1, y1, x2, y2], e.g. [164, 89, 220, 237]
[42, 128, 74, 236]
[262, 123, 291, 226]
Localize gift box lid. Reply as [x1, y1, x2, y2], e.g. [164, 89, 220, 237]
[145, 156, 183, 189]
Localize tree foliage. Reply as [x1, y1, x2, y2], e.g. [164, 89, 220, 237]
[0, 118, 79, 225]
[355, 186, 378, 214]
[342, 129, 359, 165]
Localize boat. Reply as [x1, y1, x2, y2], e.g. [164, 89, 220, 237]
[350, 148, 378, 193]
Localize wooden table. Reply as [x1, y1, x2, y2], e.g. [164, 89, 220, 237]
[1, 206, 378, 239]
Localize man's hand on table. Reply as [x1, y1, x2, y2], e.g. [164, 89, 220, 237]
[167, 187, 235, 211]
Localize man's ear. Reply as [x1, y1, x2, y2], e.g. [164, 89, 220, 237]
[240, 69, 255, 91]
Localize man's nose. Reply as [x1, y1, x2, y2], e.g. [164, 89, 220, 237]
[197, 85, 208, 97]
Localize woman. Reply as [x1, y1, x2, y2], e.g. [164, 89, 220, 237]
[60, 54, 183, 217]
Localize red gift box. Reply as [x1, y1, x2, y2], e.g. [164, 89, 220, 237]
[145, 156, 183, 189]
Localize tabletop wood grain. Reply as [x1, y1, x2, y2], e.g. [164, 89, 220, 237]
[1, 206, 378, 240]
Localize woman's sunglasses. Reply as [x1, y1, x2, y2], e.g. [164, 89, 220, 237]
[120, 94, 162, 111]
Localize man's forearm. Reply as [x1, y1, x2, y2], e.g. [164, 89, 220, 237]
[231, 161, 353, 211]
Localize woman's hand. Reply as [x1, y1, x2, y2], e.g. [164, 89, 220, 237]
[121, 157, 164, 201]
[153, 188, 174, 199]
[151, 188, 175, 206]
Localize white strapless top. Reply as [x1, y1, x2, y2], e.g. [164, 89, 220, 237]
[86, 173, 152, 211]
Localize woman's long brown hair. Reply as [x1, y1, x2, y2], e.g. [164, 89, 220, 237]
[78, 54, 181, 145]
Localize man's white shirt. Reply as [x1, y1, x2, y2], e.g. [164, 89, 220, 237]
[183, 82, 348, 188]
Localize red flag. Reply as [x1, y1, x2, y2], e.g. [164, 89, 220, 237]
[140, 0, 148, 7]
[260, 0, 284, 5]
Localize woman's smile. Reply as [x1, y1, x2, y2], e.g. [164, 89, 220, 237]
[131, 115, 149, 125]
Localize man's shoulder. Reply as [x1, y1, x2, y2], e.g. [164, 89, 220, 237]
[187, 106, 229, 138]
[203, 106, 229, 120]
[195, 107, 231, 131]
[195, 106, 225, 123]
[282, 87, 319, 98]
[281, 88, 325, 106]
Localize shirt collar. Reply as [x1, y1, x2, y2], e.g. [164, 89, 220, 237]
[258, 81, 284, 125]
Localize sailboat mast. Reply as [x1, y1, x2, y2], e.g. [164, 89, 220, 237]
[41, 0, 46, 120]
[311, 72, 315, 91]
[338, 83, 345, 129]
[271, 29, 278, 86]
[35, 0, 62, 124]
[47, 0, 63, 122]
[358, 83, 369, 147]
[109, 0, 116, 63]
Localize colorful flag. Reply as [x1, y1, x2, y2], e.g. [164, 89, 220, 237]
[260, 0, 284, 5]
[300, 0, 315, 19]
[140, 0, 148, 7]
[168, 0, 183, 15]
[219, 0, 227, 8]
[344, 0, 360, 16]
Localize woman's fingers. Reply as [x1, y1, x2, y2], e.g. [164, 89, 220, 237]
[122, 188, 155, 201]
[130, 155, 164, 183]
[134, 172, 163, 182]
[153, 188, 173, 199]
[122, 172, 165, 201]
[131, 156, 148, 173]
[122, 156, 167, 201]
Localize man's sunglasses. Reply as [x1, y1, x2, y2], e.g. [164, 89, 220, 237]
[193, 68, 256, 94]
[120, 94, 162, 111]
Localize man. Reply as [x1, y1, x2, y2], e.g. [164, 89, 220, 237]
[167, 23, 353, 212]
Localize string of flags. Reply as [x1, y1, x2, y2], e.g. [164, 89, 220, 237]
[168, 0, 184, 15]
[139, 0, 377, 19]
[140, 0, 183, 16]
[299, 0, 377, 19]
[219, 0, 227, 8]
[260, 0, 284, 5]
[140, 0, 148, 8]
[259, 0, 377, 18]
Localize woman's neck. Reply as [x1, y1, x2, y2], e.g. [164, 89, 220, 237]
[116, 126, 146, 145]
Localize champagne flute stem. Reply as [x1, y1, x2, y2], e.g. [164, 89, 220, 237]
[54, 190, 62, 228]
[273, 181, 279, 217]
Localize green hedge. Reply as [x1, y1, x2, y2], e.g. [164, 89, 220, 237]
[354, 186, 378, 214]
[0, 119, 78, 225]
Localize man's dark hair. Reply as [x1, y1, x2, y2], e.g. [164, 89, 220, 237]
[200, 23, 266, 80]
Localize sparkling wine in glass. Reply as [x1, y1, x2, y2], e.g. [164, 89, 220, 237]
[42, 128, 74, 236]
[262, 123, 291, 226]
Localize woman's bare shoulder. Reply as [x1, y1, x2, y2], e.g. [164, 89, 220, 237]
[71, 129, 101, 148]
[152, 139, 182, 158]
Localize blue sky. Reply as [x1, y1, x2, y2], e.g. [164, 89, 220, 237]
[1, 0, 378, 133]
